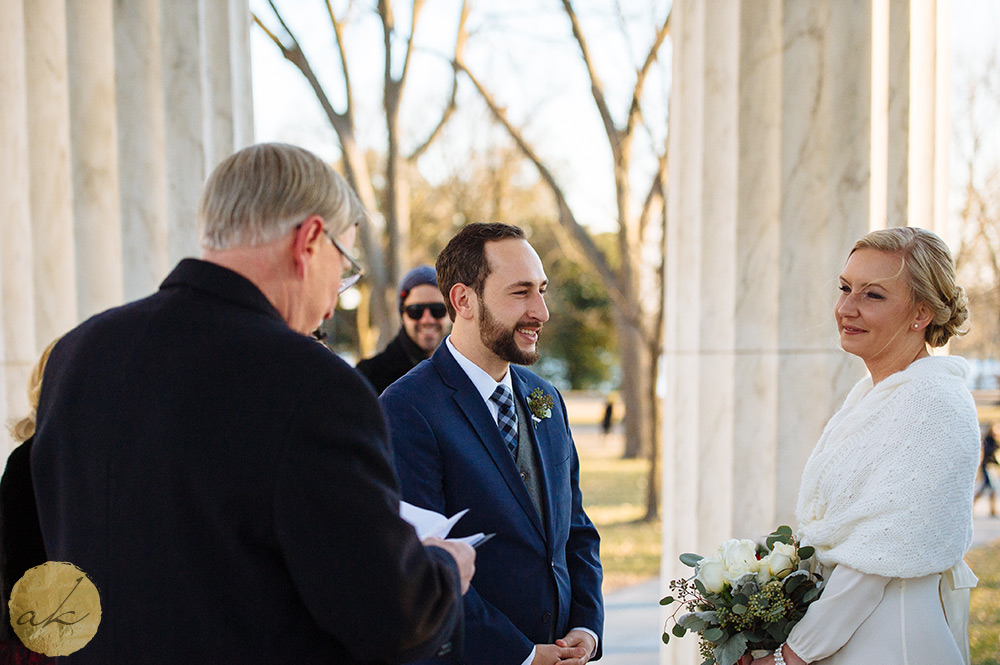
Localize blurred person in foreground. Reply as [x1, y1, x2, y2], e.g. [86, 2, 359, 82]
[381, 223, 603, 665]
[0, 339, 59, 665]
[750, 227, 979, 665]
[31, 143, 473, 664]
[357, 265, 451, 395]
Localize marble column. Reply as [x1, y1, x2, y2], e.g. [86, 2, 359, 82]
[661, 2, 948, 662]
[115, 0, 170, 302]
[68, 0, 124, 321]
[1, 0, 254, 452]
[162, 0, 205, 264]
[0, 0, 35, 437]
[25, 0, 77, 349]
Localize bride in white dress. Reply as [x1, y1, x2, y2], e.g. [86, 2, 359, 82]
[751, 227, 980, 665]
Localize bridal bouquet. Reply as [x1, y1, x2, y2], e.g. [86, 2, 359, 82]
[660, 526, 823, 665]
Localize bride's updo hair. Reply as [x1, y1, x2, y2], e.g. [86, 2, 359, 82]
[850, 227, 969, 348]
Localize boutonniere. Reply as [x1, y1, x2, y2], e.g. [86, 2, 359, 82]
[526, 388, 553, 429]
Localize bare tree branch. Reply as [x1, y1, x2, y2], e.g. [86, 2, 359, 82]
[254, 7, 351, 139]
[626, 9, 671, 139]
[325, 0, 355, 121]
[455, 58, 642, 326]
[408, 0, 469, 160]
[399, 0, 427, 95]
[559, 0, 620, 149]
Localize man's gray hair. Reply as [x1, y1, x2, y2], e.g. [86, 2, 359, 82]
[198, 143, 367, 250]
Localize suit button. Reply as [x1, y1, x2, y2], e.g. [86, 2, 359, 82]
[542, 612, 551, 624]
[520, 472, 527, 480]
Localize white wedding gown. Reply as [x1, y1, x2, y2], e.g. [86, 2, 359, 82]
[785, 564, 964, 665]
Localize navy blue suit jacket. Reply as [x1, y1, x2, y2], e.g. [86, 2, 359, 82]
[31, 259, 462, 664]
[380, 343, 603, 664]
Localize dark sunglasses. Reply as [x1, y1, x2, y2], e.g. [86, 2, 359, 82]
[403, 303, 447, 320]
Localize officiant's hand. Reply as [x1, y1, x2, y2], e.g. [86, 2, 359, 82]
[424, 538, 476, 594]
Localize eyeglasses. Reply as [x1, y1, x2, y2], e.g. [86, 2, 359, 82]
[324, 230, 365, 294]
[403, 303, 447, 320]
[305, 222, 364, 294]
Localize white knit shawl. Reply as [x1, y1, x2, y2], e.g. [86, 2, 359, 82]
[795, 356, 980, 578]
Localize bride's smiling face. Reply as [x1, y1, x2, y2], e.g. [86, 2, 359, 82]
[835, 248, 927, 370]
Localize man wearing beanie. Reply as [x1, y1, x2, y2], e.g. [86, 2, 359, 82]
[356, 265, 451, 394]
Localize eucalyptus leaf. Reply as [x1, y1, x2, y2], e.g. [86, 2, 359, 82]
[803, 587, 821, 603]
[783, 575, 804, 593]
[713, 632, 749, 665]
[659, 595, 675, 606]
[678, 612, 711, 632]
[798, 545, 815, 560]
[662, 632, 670, 645]
[775, 525, 793, 536]
[673, 623, 687, 638]
[704, 627, 727, 643]
[694, 578, 708, 595]
[680, 552, 705, 567]
[733, 603, 747, 615]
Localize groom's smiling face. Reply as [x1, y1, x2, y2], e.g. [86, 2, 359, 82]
[476, 239, 550, 366]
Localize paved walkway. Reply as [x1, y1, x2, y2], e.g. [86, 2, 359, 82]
[599, 513, 1000, 665]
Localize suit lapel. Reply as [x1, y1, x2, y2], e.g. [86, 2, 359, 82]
[432, 347, 546, 540]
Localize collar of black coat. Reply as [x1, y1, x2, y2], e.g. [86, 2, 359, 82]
[160, 258, 285, 324]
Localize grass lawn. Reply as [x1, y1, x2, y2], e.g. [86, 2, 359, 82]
[577, 439, 660, 592]
[969, 540, 1000, 665]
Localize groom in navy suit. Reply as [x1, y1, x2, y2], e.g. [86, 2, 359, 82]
[381, 223, 603, 665]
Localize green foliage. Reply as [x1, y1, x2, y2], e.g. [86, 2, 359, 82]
[967, 541, 1000, 665]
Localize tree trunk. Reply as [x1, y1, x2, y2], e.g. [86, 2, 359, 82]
[619, 318, 652, 460]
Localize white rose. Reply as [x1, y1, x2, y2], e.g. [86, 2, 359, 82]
[756, 553, 774, 584]
[717, 539, 759, 582]
[765, 542, 797, 579]
[695, 556, 727, 594]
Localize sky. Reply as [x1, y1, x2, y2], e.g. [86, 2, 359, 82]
[250, 1, 1000, 237]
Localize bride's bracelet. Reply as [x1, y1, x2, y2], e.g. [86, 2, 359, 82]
[773, 643, 787, 665]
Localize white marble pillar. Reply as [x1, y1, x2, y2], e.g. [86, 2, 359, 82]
[25, 0, 77, 349]
[0, 0, 35, 444]
[886, 0, 948, 233]
[1, 0, 254, 454]
[68, 0, 124, 321]
[162, 0, 205, 263]
[661, 2, 947, 661]
[114, 0, 170, 302]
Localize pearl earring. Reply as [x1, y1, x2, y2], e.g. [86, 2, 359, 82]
[913, 324, 919, 329]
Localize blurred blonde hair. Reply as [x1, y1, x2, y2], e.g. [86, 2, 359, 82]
[9, 338, 60, 443]
[198, 142, 368, 250]
[851, 227, 969, 348]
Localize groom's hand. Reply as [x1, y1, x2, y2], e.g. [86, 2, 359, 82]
[532, 642, 587, 665]
[553, 629, 596, 664]
[423, 538, 476, 594]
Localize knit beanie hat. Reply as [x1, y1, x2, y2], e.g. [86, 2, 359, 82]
[399, 265, 438, 308]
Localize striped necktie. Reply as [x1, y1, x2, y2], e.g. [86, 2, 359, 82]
[490, 385, 518, 458]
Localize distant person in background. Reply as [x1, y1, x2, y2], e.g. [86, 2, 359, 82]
[974, 423, 998, 517]
[599, 393, 616, 444]
[357, 265, 451, 394]
[0, 338, 59, 664]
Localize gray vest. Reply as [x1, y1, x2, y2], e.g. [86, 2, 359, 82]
[513, 393, 546, 528]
